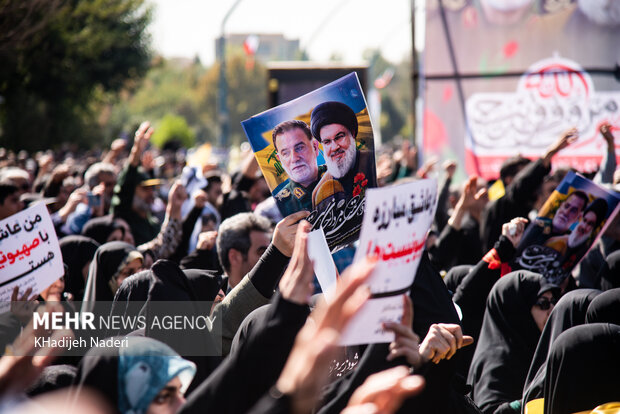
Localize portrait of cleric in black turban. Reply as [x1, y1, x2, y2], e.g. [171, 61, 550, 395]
[242, 73, 377, 251]
[310, 101, 377, 215]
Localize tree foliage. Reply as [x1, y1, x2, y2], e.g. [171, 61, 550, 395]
[0, 0, 152, 151]
[150, 113, 195, 149]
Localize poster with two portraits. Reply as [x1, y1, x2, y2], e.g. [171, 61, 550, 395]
[513, 171, 620, 285]
[242, 73, 376, 251]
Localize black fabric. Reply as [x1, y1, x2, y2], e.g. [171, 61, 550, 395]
[82, 241, 139, 310]
[598, 250, 620, 291]
[433, 175, 452, 234]
[229, 304, 270, 356]
[219, 174, 255, 222]
[109, 260, 222, 392]
[521, 288, 601, 408]
[59, 235, 100, 301]
[317, 252, 475, 414]
[169, 205, 203, 264]
[180, 294, 309, 414]
[81, 215, 124, 245]
[467, 271, 559, 414]
[575, 237, 620, 289]
[544, 323, 620, 414]
[444, 264, 474, 295]
[26, 364, 77, 397]
[585, 287, 620, 325]
[180, 247, 222, 273]
[431, 215, 483, 271]
[451, 236, 516, 377]
[247, 243, 289, 298]
[480, 159, 550, 252]
[310, 101, 358, 141]
[73, 345, 120, 413]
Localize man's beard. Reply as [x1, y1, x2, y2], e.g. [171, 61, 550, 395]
[567, 229, 589, 249]
[325, 138, 357, 179]
[132, 195, 151, 214]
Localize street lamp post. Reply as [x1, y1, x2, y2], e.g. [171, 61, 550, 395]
[217, 0, 244, 152]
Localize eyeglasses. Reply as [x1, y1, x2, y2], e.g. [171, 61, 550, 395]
[535, 297, 558, 310]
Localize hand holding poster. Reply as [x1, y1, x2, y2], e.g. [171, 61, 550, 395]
[0, 203, 64, 310]
[340, 179, 438, 345]
[242, 73, 377, 251]
[513, 172, 620, 285]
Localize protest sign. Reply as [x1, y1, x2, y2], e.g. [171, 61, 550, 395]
[513, 172, 620, 285]
[0, 203, 64, 309]
[306, 228, 338, 303]
[341, 179, 438, 345]
[242, 72, 377, 251]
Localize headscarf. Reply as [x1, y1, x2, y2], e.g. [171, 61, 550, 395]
[597, 250, 620, 291]
[109, 260, 222, 391]
[59, 235, 100, 301]
[82, 241, 142, 313]
[74, 336, 196, 414]
[467, 270, 559, 413]
[544, 323, 620, 414]
[82, 216, 125, 245]
[522, 288, 601, 406]
[585, 287, 620, 325]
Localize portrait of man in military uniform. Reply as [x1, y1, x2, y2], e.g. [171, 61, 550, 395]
[309, 101, 377, 211]
[271, 119, 327, 217]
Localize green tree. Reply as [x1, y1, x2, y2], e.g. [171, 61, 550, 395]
[0, 0, 152, 151]
[150, 113, 195, 149]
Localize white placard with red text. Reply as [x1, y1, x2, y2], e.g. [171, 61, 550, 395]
[0, 203, 64, 310]
[341, 179, 438, 345]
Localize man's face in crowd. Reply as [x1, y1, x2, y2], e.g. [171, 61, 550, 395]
[240, 230, 271, 276]
[10, 177, 30, 198]
[0, 192, 23, 220]
[98, 171, 117, 199]
[275, 128, 319, 188]
[133, 185, 156, 213]
[552, 193, 586, 233]
[568, 210, 598, 248]
[206, 182, 223, 206]
[320, 123, 357, 179]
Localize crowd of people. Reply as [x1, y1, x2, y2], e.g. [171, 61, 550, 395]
[0, 119, 618, 414]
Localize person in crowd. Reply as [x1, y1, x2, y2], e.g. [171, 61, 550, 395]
[271, 119, 326, 215]
[74, 336, 196, 414]
[310, 101, 377, 210]
[215, 212, 272, 290]
[543, 323, 620, 414]
[0, 182, 23, 220]
[480, 128, 578, 252]
[521, 289, 601, 408]
[430, 175, 488, 271]
[81, 241, 144, 313]
[59, 235, 101, 301]
[467, 271, 560, 414]
[448, 216, 529, 377]
[110, 121, 165, 245]
[0, 167, 31, 198]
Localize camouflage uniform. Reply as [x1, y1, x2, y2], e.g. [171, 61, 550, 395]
[274, 165, 327, 217]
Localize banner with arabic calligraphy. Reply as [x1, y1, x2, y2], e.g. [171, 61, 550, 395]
[512, 171, 620, 285]
[421, 0, 620, 180]
[0, 203, 63, 309]
[242, 72, 377, 251]
[341, 178, 438, 345]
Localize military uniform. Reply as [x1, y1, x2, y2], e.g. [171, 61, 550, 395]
[274, 165, 327, 217]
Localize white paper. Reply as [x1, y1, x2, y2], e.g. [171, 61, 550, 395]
[340, 179, 438, 345]
[340, 295, 405, 346]
[354, 179, 437, 293]
[0, 203, 64, 310]
[306, 228, 338, 302]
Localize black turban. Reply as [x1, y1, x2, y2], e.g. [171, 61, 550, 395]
[310, 101, 358, 141]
